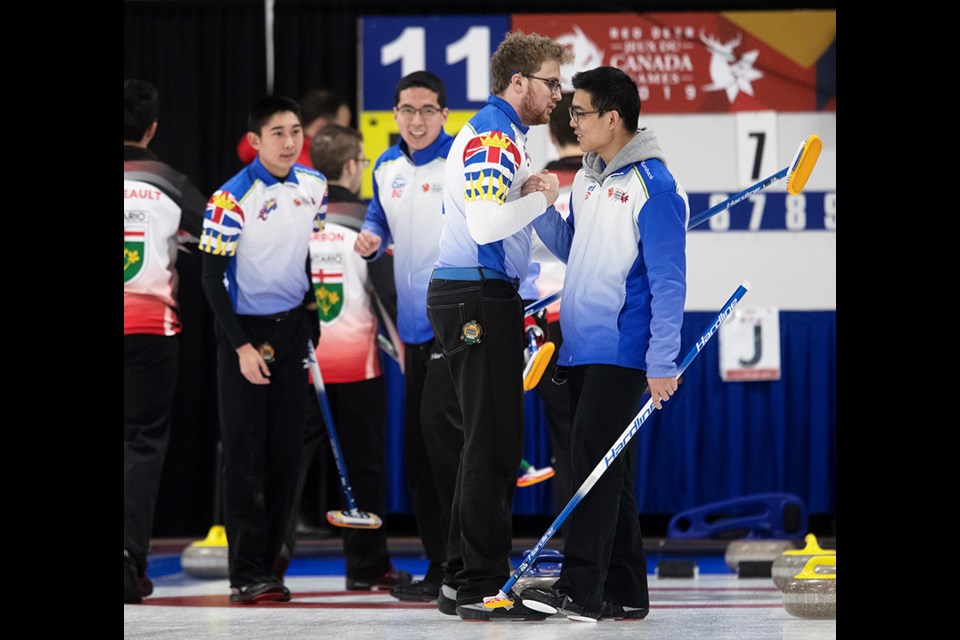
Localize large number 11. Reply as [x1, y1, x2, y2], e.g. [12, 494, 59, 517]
[381, 26, 491, 102]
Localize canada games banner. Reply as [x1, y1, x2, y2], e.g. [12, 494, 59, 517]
[510, 12, 836, 114]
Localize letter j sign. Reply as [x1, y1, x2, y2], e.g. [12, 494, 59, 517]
[719, 307, 781, 381]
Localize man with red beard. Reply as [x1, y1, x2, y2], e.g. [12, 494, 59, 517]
[426, 31, 572, 621]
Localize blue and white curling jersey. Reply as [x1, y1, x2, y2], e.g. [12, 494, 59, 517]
[435, 96, 535, 282]
[362, 132, 453, 344]
[199, 157, 328, 315]
[535, 156, 688, 377]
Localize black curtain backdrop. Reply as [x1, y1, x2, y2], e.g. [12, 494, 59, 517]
[272, 7, 357, 113]
[124, 0, 267, 195]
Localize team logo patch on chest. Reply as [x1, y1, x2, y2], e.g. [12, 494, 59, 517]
[124, 222, 147, 283]
[391, 177, 407, 199]
[258, 198, 278, 221]
[607, 187, 630, 203]
[312, 267, 344, 324]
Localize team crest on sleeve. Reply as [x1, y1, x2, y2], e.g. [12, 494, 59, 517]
[312, 267, 344, 324]
[123, 223, 147, 283]
[208, 191, 242, 218]
[200, 190, 244, 256]
[463, 131, 521, 170]
[462, 131, 522, 204]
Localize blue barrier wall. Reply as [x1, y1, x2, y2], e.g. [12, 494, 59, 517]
[386, 311, 836, 517]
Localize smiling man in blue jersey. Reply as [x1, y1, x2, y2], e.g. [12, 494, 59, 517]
[354, 71, 465, 604]
[200, 95, 327, 605]
[520, 66, 689, 622]
[424, 32, 571, 621]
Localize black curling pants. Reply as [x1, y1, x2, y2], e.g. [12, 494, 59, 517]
[553, 364, 650, 615]
[427, 277, 524, 601]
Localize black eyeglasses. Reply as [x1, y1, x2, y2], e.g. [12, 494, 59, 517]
[396, 105, 441, 119]
[524, 74, 563, 95]
[355, 157, 370, 168]
[568, 106, 605, 124]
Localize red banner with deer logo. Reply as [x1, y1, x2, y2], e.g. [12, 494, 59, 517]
[512, 12, 836, 114]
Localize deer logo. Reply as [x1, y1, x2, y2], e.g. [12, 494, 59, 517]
[556, 25, 604, 91]
[699, 30, 763, 102]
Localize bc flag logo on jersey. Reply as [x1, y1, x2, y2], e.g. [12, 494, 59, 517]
[312, 268, 344, 324]
[463, 131, 522, 205]
[200, 190, 245, 256]
[124, 225, 146, 283]
[258, 198, 278, 221]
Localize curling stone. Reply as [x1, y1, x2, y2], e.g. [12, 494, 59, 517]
[772, 533, 835, 590]
[782, 555, 836, 619]
[514, 548, 563, 591]
[725, 538, 797, 572]
[181, 525, 229, 579]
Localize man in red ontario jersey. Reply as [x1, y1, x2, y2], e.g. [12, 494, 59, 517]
[124, 79, 205, 604]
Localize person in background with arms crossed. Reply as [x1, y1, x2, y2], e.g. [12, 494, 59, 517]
[521, 66, 689, 622]
[354, 71, 462, 604]
[426, 31, 571, 620]
[200, 96, 326, 604]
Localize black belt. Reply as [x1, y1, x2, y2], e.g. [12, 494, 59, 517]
[238, 306, 301, 322]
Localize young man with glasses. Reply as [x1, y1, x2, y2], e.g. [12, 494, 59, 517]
[425, 31, 572, 621]
[354, 71, 464, 604]
[521, 66, 689, 622]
